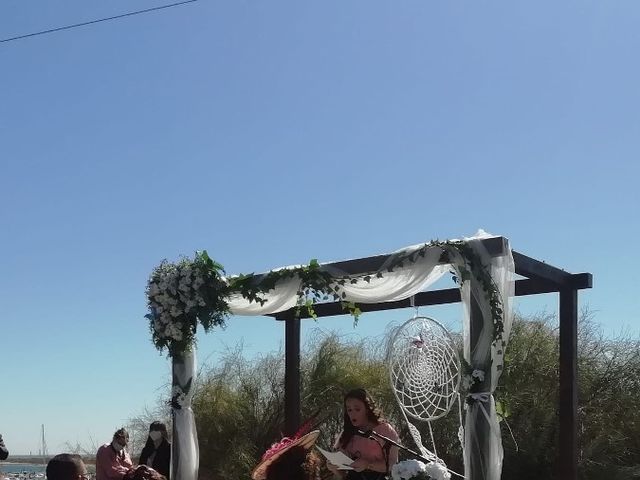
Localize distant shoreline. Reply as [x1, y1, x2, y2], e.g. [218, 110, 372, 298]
[2, 458, 96, 466]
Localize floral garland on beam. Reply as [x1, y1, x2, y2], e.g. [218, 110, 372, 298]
[145, 240, 506, 361]
[228, 258, 362, 321]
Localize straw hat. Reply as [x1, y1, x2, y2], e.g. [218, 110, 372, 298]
[251, 430, 320, 480]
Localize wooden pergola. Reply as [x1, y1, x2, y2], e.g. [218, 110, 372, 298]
[269, 236, 592, 480]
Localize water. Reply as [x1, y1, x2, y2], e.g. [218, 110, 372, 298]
[0, 464, 46, 475]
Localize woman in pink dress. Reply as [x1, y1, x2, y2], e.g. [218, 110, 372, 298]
[329, 389, 399, 480]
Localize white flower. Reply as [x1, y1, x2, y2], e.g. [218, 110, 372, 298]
[424, 462, 450, 480]
[391, 460, 426, 480]
[471, 369, 485, 382]
[171, 328, 183, 341]
[391, 460, 450, 480]
[172, 386, 188, 407]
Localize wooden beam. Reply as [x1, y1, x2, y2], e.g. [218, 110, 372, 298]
[269, 274, 592, 320]
[515, 273, 592, 295]
[250, 237, 508, 284]
[513, 251, 576, 287]
[325, 236, 507, 275]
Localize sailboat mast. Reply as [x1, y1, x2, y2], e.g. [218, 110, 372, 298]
[40, 424, 48, 463]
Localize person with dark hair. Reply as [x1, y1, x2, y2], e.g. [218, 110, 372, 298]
[252, 429, 322, 480]
[0, 433, 8, 460]
[329, 388, 399, 480]
[46, 454, 88, 480]
[96, 428, 134, 480]
[138, 422, 171, 480]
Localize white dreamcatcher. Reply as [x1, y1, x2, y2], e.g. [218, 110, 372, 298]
[387, 310, 464, 477]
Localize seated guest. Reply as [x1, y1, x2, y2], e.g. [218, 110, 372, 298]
[252, 429, 322, 480]
[139, 422, 171, 480]
[96, 428, 134, 480]
[46, 454, 88, 480]
[0, 433, 8, 460]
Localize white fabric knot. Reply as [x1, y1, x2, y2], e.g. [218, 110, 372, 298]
[468, 392, 491, 403]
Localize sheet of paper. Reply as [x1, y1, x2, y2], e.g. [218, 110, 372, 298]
[315, 446, 354, 470]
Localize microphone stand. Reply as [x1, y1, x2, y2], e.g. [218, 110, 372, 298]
[357, 429, 432, 464]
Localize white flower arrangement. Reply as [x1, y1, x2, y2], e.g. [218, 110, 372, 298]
[146, 251, 230, 357]
[391, 459, 451, 480]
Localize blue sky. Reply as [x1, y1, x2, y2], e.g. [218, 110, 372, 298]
[1, 0, 639, 456]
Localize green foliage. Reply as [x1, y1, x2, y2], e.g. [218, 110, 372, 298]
[175, 313, 640, 480]
[497, 312, 640, 480]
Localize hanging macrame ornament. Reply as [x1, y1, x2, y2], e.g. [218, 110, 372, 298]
[387, 315, 463, 478]
[388, 316, 461, 421]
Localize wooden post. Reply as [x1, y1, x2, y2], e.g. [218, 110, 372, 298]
[559, 289, 578, 480]
[284, 314, 301, 435]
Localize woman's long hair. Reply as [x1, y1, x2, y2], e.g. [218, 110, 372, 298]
[338, 389, 384, 449]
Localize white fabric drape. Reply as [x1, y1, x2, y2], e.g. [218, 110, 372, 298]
[172, 351, 199, 480]
[458, 233, 514, 480]
[227, 275, 301, 315]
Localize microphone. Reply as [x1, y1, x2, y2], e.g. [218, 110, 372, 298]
[356, 429, 375, 440]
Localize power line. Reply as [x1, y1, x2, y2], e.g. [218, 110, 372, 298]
[0, 0, 199, 44]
